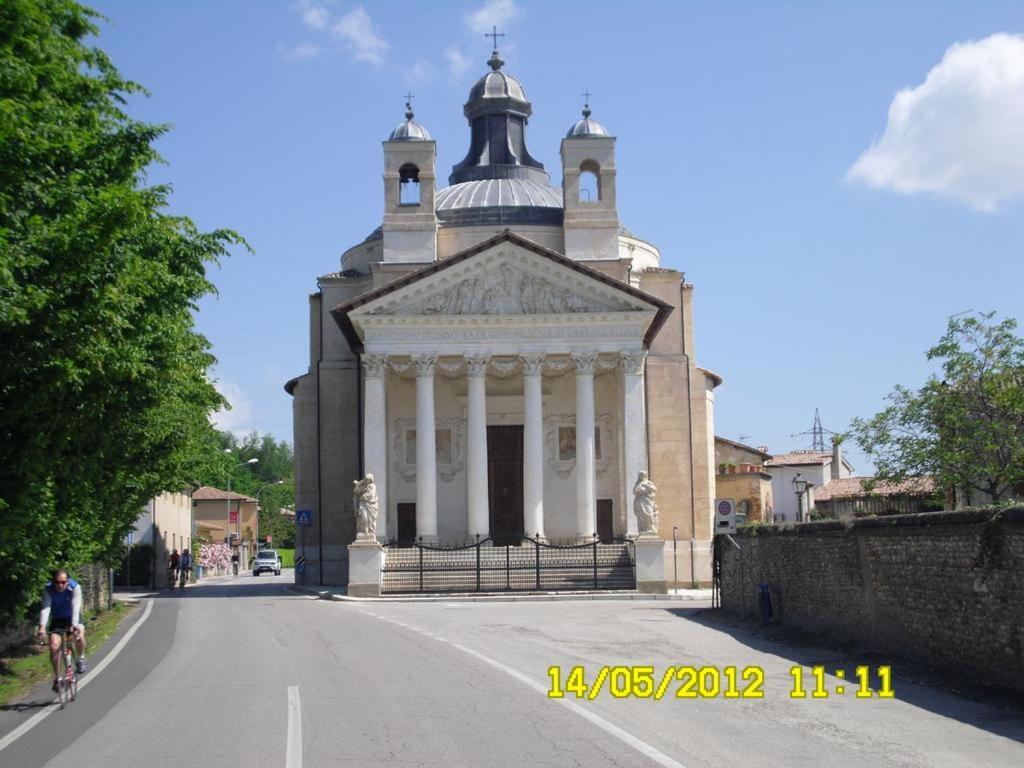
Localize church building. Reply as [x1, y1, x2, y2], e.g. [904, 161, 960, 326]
[286, 44, 721, 590]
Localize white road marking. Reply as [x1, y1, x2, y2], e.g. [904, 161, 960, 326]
[0, 599, 155, 754]
[359, 610, 687, 768]
[286, 685, 302, 768]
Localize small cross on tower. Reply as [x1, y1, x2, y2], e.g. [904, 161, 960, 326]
[582, 89, 592, 108]
[485, 25, 505, 51]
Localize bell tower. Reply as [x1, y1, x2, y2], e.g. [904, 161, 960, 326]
[561, 99, 619, 260]
[382, 100, 437, 263]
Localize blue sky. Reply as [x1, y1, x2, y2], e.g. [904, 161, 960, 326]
[88, 1, 1024, 472]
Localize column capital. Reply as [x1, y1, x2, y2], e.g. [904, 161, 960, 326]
[520, 352, 545, 376]
[362, 353, 389, 378]
[464, 353, 490, 378]
[571, 351, 598, 375]
[619, 350, 647, 375]
[411, 353, 437, 377]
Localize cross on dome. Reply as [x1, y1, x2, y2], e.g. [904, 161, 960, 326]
[486, 25, 506, 70]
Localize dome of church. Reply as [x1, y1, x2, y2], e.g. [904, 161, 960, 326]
[435, 178, 563, 226]
[566, 106, 608, 138]
[468, 68, 528, 103]
[388, 104, 431, 141]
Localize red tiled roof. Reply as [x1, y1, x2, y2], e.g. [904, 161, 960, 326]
[813, 476, 937, 502]
[764, 451, 832, 468]
[192, 486, 257, 502]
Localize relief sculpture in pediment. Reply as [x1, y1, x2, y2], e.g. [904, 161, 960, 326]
[387, 264, 613, 316]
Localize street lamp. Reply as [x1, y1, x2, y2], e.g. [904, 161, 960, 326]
[792, 472, 809, 522]
[255, 480, 285, 550]
[225, 451, 258, 546]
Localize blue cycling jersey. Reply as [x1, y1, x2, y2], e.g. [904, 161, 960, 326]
[45, 578, 79, 619]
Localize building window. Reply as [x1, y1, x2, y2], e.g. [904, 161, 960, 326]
[399, 163, 420, 205]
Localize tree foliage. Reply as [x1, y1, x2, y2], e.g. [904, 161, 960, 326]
[851, 313, 1024, 504]
[0, 1, 243, 625]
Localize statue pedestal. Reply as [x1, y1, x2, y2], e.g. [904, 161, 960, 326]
[347, 539, 382, 598]
[634, 534, 667, 594]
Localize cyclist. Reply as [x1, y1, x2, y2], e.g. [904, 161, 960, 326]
[179, 547, 192, 588]
[37, 569, 87, 691]
[230, 550, 239, 576]
[168, 549, 180, 589]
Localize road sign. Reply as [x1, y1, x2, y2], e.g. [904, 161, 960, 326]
[125, 532, 133, 546]
[714, 498, 737, 534]
[295, 555, 306, 576]
[296, 509, 313, 526]
[229, 510, 239, 524]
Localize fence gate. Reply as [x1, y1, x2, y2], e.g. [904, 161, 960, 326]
[381, 536, 636, 595]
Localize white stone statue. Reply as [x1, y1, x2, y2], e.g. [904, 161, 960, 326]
[353, 474, 379, 539]
[633, 471, 659, 535]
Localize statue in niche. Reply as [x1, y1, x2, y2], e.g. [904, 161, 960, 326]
[633, 471, 659, 535]
[353, 474, 379, 539]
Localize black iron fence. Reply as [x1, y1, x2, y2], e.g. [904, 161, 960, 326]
[381, 536, 636, 594]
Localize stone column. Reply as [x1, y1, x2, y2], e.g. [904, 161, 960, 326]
[521, 353, 545, 540]
[412, 354, 438, 542]
[572, 351, 598, 541]
[465, 354, 490, 540]
[620, 351, 647, 538]
[362, 353, 389, 541]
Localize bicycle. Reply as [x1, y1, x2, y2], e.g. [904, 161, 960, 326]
[179, 565, 189, 589]
[52, 628, 79, 709]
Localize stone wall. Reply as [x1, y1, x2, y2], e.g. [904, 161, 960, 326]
[719, 508, 1024, 692]
[74, 562, 112, 615]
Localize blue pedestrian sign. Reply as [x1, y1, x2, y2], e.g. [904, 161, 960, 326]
[296, 509, 313, 526]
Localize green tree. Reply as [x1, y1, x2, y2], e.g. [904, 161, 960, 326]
[851, 312, 1024, 505]
[0, 0, 243, 625]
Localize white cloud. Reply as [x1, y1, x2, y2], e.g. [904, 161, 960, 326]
[405, 59, 435, 85]
[332, 6, 389, 65]
[445, 45, 471, 80]
[281, 42, 320, 61]
[292, 0, 330, 30]
[847, 33, 1024, 212]
[466, 0, 519, 38]
[211, 378, 255, 438]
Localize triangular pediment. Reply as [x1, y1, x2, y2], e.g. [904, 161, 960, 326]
[354, 240, 655, 319]
[332, 230, 674, 351]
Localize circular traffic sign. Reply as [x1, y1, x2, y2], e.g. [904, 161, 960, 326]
[718, 501, 732, 515]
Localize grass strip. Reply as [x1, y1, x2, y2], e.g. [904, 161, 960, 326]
[0, 601, 137, 706]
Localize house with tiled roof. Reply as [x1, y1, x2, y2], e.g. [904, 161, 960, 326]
[813, 476, 941, 517]
[193, 486, 259, 567]
[763, 442, 854, 522]
[714, 437, 773, 524]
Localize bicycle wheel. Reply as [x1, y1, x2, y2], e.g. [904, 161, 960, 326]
[68, 651, 78, 701]
[55, 651, 69, 709]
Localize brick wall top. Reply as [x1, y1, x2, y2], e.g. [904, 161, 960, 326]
[733, 506, 1023, 536]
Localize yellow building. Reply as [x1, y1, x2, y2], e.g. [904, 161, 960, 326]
[193, 486, 258, 569]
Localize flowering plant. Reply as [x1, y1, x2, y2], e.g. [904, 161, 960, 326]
[198, 542, 231, 569]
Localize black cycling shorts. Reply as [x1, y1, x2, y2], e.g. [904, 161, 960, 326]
[49, 617, 75, 633]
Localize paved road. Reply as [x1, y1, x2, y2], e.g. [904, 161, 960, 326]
[2, 574, 1022, 767]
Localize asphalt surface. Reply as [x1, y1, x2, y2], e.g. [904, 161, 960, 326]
[1, 572, 1022, 767]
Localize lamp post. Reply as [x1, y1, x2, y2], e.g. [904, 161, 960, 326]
[255, 480, 285, 550]
[792, 472, 809, 522]
[225, 450, 258, 547]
